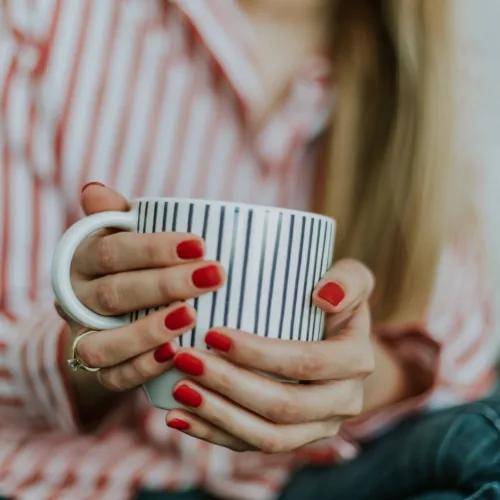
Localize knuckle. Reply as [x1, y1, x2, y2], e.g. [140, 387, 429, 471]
[133, 316, 162, 347]
[197, 425, 215, 442]
[324, 420, 341, 438]
[144, 234, 164, 265]
[259, 432, 288, 454]
[337, 258, 360, 274]
[95, 279, 121, 314]
[129, 356, 156, 382]
[338, 259, 375, 291]
[337, 380, 364, 417]
[357, 349, 375, 378]
[291, 352, 324, 380]
[157, 272, 177, 302]
[96, 236, 117, 273]
[216, 369, 235, 393]
[145, 322, 165, 347]
[345, 391, 364, 417]
[205, 410, 227, 431]
[267, 394, 303, 425]
[77, 337, 103, 369]
[98, 371, 123, 392]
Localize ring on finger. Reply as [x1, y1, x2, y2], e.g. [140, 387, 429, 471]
[67, 330, 100, 373]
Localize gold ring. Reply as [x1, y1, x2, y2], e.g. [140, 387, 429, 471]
[67, 330, 100, 373]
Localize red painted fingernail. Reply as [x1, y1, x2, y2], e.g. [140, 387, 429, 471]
[205, 330, 232, 352]
[81, 181, 104, 193]
[167, 418, 190, 431]
[154, 342, 176, 363]
[174, 352, 204, 376]
[164, 306, 193, 331]
[318, 282, 345, 306]
[192, 265, 221, 288]
[173, 384, 202, 407]
[177, 240, 204, 260]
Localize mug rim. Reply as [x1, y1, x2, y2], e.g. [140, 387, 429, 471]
[135, 197, 336, 224]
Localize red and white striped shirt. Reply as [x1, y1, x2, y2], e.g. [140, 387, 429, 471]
[0, 1, 496, 499]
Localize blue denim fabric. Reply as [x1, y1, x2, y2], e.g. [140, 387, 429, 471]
[280, 394, 500, 500]
[135, 395, 500, 500]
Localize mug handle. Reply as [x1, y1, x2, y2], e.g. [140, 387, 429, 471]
[51, 210, 137, 330]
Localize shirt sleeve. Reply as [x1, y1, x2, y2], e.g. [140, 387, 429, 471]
[0, 0, 103, 434]
[0, 311, 80, 432]
[343, 234, 496, 441]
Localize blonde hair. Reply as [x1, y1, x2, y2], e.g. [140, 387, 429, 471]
[323, 0, 462, 323]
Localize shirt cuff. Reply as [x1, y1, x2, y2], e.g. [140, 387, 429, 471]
[343, 323, 441, 441]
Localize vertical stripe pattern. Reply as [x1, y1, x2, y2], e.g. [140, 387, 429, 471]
[0, 1, 496, 500]
[135, 200, 334, 344]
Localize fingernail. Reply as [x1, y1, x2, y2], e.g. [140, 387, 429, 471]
[81, 181, 104, 193]
[192, 265, 221, 289]
[174, 352, 204, 376]
[154, 342, 176, 363]
[177, 240, 204, 260]
[318, 282, 345, 306]
[164, 306, 193, 331]
[167, 418, 190, 431]
[205, 330, 232, 352]
[173, 384, 202, 408]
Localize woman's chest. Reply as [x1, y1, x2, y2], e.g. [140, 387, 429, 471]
[14, 1, 317, 212]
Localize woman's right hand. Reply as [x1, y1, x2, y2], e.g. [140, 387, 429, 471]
[56, 183, 226, 395]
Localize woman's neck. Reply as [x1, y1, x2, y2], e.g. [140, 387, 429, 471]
[238, 0, 329, 21]
[237, 0, 331, 126]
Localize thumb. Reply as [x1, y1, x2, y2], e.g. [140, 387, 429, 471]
[80, 182, 130, 216]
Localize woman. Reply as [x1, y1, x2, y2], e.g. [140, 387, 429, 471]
[0, 0, 498, 499]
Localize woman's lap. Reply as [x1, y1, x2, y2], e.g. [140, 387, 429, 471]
[409, 485, 500, 500]
[279, 394, 500, 500]
[134, 395, 500, 500]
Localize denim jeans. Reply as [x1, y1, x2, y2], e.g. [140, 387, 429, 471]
[136, 394, 500, 500]
[280, 394, 500, 500]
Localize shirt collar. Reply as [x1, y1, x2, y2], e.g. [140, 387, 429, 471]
[167, 0, 334, 168]
[169, 0, 264, 110]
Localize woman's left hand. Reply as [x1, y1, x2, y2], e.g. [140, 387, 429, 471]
[165, 259, 375, 453]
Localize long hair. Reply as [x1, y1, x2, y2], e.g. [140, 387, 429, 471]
[323, 0, 463, 323]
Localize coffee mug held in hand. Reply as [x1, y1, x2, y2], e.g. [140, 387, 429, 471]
[52, 198, 335, 409]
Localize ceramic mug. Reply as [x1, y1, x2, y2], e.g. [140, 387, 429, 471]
[52, 198, 336, 409]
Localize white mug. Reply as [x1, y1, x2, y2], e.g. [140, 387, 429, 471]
[52, 198, 336, 409]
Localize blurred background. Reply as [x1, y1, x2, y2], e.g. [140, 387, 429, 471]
[456, 0, 500, 343]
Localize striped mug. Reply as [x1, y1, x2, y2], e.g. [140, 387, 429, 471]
[52, 198, 336, 410]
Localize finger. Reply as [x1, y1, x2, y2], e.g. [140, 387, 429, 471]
[202, 324, 374, 381]
[75, 303, 195, 369]
[75, 231, 205, 276]
[170, 380, 340, 453]
[80, 182, 130, 215]
[324, 301, 372, 341]
[173, 350, 365, 424]
[165, 410, 252, 452]
[77, 261, 225, 315]
[98, 347, 177, 392]
[312, 259, 375, 314]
